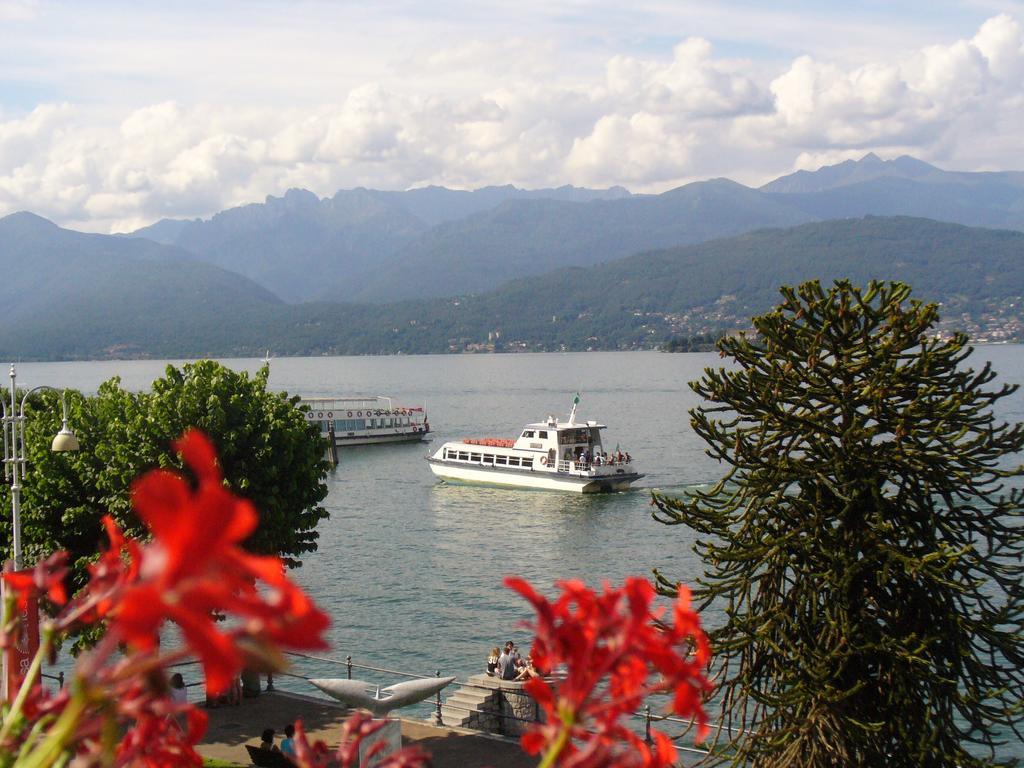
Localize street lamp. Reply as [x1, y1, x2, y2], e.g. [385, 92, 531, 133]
[1, 364, 80, 570]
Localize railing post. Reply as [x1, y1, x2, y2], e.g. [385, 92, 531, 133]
[346, 655, 353, 680]
[433, 668, 443, 726]
[644, 704, 652, 745]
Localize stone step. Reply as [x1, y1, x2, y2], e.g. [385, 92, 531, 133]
[439, 699, 476, 716]
[438, 681, 512, 733]
[444, 690, 494, 708]
[439, 700, 487, 719]
[439, 705, 473, 727]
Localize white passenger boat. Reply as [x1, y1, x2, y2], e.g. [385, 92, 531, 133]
[427, 397, 642, 493]
[302, 397, 429, 446]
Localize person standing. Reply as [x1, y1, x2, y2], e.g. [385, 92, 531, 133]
[169, 673, 188, 705]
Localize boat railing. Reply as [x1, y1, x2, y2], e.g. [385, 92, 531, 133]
[555, 458, 635, 475]
[557, 460, 591, 474]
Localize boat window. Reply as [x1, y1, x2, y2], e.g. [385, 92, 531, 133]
[522, 430, 534, 438]
[483, 454, 493, 463]
[471, 453, 482, 462]
[495, 456, 507, 465]
[538, 431, 548, 439]
[458, 451, 469, 461]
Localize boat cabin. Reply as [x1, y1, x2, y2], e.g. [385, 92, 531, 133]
[514, 417, 605, 468]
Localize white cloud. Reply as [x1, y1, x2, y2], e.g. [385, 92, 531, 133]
[0, 0, 36, 21]
[605, 38, 766, 119]
[0, 12, 1023, 230]
[566, 113, 695, 186]
[734, 13, 1024, 159]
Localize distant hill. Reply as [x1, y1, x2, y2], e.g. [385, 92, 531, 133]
[762, 154, 1024, 230]
[127, 179, 818, 304]
[326, 215, 1023, 353]
[130, 188, 428, 303]
[130, 184, 631, 303]
[5, 215, 1021, 359]
[125, 154, 1024, 307]
[0, 212, 283, 359]
[366, 184, 631, 226]
[762, 153, 1024, 194]
[347, 179, 814, 302]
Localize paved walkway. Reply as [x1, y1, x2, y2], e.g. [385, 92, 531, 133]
[197, 690, 536, 767]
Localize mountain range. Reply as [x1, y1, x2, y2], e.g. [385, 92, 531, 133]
[123, 154, 1024, 306]
[2, 153, 1023, 359]
[1, 210, 1021, 359]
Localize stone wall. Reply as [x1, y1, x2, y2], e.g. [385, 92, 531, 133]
[465, 674, 540, 736]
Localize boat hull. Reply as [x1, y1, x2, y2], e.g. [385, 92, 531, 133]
[427, 459, 642, 493]
[333, 431, 429, 446]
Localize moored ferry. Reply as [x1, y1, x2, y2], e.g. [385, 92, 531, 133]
[302, 396, 429, 446]
[427, 397, 642, 493]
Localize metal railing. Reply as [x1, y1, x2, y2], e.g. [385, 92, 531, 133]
[279, 651, 447, 726]
[40, 671, 64, 688]
[137, 649, 752, 760]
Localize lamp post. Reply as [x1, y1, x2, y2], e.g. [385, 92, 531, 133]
[1, 363, 80, 569]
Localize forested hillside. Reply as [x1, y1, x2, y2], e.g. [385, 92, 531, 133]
[3, 215, 1019, 359]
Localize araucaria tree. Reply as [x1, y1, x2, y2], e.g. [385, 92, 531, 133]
[652, 280, 1024, 767]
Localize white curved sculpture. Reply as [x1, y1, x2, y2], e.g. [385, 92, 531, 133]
[310, 676, 456, 716]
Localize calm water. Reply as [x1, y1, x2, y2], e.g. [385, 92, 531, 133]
[14, 348, 1024, 752]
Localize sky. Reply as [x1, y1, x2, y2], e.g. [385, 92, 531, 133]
[1, 0, 1023, 232]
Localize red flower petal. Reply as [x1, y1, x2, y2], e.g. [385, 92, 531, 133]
[174, 429, 222, 485]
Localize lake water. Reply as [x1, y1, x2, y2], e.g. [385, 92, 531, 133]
[12, 347, 1024, 755]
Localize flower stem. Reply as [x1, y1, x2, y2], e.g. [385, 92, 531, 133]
[537, 709, 574, 768]
[0, 625, 53, 744]
[17, 690, 88, 768]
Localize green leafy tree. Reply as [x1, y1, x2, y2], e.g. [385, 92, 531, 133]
[2, 361, 329, 589]
[652, 280, 1024, 767]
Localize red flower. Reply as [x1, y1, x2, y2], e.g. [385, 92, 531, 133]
[2, 551, 68, 611]
[104, 429, 330, 694]
[505, 576, 711, 768]
[0, 430, 332, 767]
[115, 706, 207, 767]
